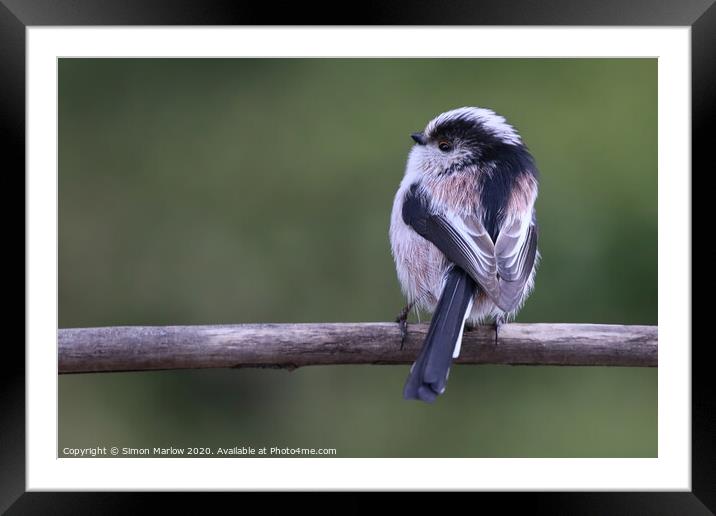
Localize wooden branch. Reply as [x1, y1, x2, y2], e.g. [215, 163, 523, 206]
[58, 323, 657, 374]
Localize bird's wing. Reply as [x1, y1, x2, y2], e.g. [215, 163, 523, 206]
[401, 184, 501, 305]
[494, 210, 538, 312]
[402, 183, 538, 313]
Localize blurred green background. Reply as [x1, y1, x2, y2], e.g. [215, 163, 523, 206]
[59, 58, 657, 458]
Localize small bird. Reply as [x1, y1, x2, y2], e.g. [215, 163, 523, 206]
[389, 107, 540, 403]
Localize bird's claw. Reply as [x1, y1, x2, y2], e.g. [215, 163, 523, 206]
[494, 315, 507, 346]
[398, 318, 409, 349]
[395, 301, 415, 350]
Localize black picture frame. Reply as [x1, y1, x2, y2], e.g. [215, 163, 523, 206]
[5, 1, 709, 512]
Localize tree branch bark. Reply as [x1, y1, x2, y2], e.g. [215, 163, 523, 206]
[58, 322, 657, 374]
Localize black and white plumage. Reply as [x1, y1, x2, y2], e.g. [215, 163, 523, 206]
[389, 107, 540, 403]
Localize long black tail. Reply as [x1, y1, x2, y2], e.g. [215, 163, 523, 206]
[403, 266, 476, 403]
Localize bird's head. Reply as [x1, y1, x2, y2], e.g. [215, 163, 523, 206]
[408, 107, 523, 177]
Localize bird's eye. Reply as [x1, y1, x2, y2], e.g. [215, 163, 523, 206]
[438, 141, 452, 152]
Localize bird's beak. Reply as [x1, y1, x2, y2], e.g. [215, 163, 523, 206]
[411, 132, 427, 145]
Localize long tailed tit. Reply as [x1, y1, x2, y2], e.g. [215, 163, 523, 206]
[389, 107, 540, 403]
